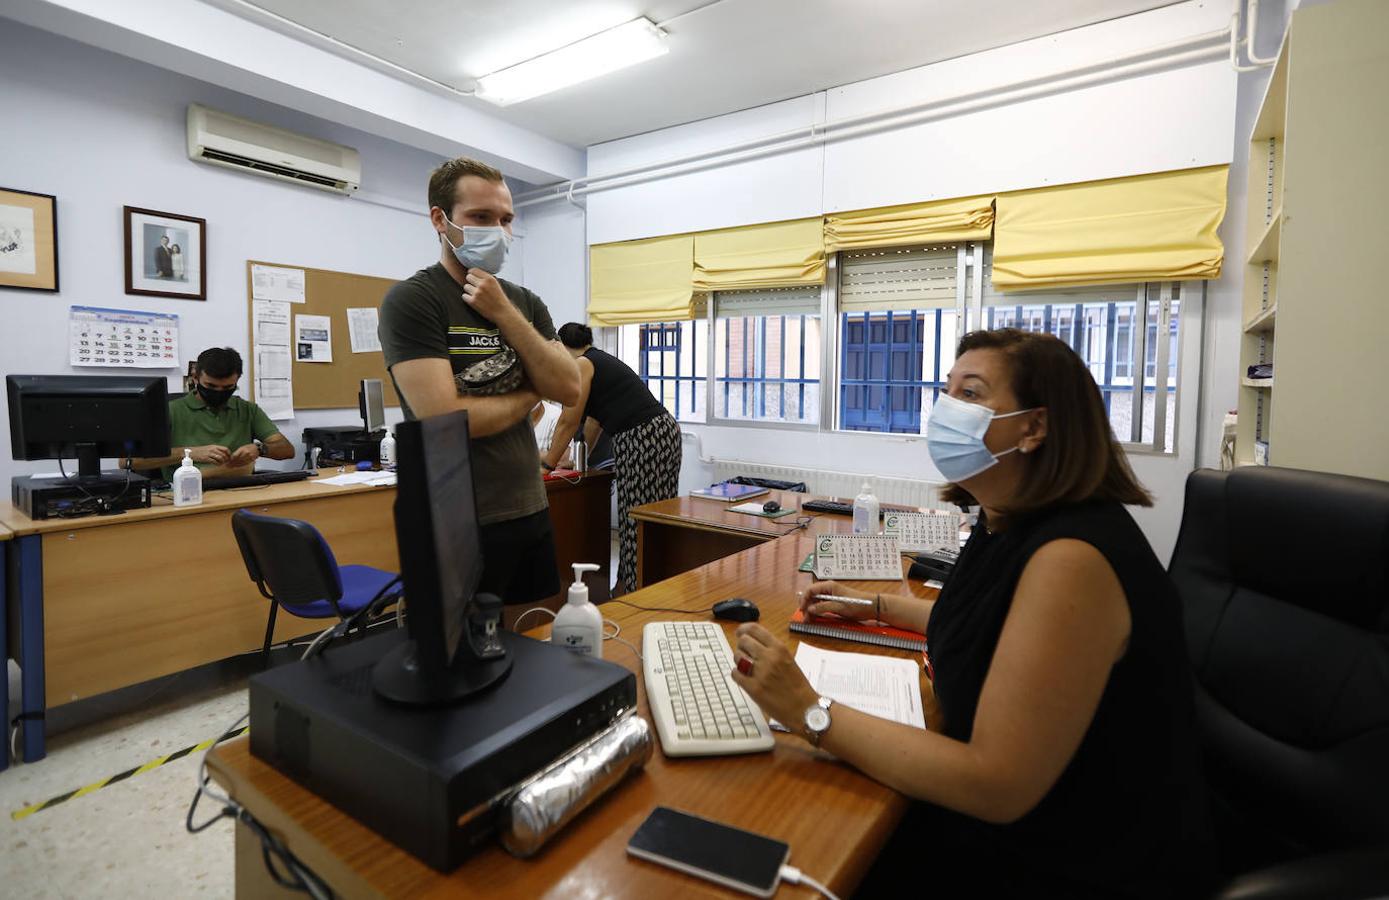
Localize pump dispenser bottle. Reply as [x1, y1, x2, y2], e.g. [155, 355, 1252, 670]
[852, 481, 879, 534]
[173, 448, 203, 507]
[552, 562, 603, 658]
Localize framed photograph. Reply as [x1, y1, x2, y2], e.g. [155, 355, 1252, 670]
[0, 187, 59, 292]
[124, 206, 206, 300]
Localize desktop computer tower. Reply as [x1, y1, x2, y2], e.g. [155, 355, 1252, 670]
[249, 628, 636, 871]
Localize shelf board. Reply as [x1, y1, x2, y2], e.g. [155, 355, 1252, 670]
[1241, 377, 1274, 389]
[1244, 304, 1278, 334]
[1247, 208, 1282, 265]
[1251, 46, 1288, 142]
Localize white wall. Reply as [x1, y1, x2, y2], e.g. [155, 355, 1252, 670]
[575, 0, 1241, 560]
[0, 22, 542, 485]
[588, 0, 1236, 245]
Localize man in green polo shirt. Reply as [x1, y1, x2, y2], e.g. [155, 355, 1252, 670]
[129, 347, 294, 479]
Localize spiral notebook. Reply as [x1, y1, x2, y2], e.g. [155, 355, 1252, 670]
[789, 610, 927, 652]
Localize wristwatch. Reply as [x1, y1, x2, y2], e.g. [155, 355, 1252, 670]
[803, 696, 833, 746]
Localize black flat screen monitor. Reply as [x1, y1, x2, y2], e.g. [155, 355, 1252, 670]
[7, 374, 171, 478]
[359, 378, 385, 433]
[373, 409, 510, 705]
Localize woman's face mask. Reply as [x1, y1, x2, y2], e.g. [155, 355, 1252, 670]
[926, 392, 1036, 482]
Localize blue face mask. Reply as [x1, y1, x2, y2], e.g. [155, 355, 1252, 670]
[926, 392, 1036, 483]
[442, 216, 512, 274]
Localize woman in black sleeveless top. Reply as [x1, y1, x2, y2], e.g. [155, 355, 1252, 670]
[542, 323, 681, 593]
[730, 328, 1217, 898]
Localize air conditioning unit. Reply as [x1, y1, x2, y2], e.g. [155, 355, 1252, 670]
[186, 104, 361, 194]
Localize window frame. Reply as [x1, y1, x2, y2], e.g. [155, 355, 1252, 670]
[605, 244, 1194, 456]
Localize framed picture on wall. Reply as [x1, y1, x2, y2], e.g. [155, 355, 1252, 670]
[124, 206, 206, 300]
[0, 187, 59, 292]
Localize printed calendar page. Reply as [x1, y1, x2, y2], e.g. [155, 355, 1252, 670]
[812, 534, 903, 580]
[883, 511, 961, 553]
[69, 306, 179, 368]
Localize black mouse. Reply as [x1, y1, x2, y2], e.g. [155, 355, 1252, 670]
[712, 597, 760, 622]
[762, 500, 781, 513]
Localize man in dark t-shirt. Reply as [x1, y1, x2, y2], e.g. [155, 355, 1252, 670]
[379, 157, 579, 606]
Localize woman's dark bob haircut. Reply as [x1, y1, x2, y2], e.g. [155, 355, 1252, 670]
[942, 328, 1152, 517]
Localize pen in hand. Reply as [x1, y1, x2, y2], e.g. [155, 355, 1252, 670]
[809, 594, 874, 607]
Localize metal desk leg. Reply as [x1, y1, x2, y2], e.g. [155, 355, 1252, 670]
[16, 535, 45, 762]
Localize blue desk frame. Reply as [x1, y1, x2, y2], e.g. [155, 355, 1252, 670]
[2, 535, 45, 766]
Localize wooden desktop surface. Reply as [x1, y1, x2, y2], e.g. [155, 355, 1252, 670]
[2, 470, 612, 709]
[207, 533, 938, 899]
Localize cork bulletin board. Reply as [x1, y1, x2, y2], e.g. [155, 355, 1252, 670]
[246, 260, 401, 410]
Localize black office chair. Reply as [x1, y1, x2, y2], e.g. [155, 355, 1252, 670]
[231, 508, 403, 663]
[1168, 466, 1389, 899]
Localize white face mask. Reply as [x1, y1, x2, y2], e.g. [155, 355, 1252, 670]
[926, 392, 1037, 483]
[441, 216, 512, 274]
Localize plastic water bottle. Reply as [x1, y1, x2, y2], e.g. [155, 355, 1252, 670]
[172, 448, 203, 507]
[852, 481, 879, 534]
[379, 428, 397, 471]
[553, 563, 603, 658]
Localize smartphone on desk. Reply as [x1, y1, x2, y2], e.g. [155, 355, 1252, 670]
[627, 806, 789, 897]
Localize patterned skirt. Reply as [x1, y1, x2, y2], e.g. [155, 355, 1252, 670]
[611, 412, 682, 592]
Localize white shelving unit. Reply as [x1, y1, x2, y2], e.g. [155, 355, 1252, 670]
[1234, 0, 1389, 480]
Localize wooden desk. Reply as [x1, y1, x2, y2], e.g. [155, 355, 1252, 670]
[1, 472, 612, 762]
[208, 532, 936, 898]
[631, 490, 857, 587]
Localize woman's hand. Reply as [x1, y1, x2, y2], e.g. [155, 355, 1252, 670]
[730, 623, 820, 737]
[801, 581, 878, 621]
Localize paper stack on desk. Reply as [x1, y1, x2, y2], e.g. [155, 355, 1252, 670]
[793, 644, 926, 730]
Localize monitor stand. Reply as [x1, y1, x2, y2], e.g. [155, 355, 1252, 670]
[371, 640, 512, 706]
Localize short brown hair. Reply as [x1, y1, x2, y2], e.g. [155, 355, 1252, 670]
[942, 328, 1152, 516]
[427, 157, 504, 215]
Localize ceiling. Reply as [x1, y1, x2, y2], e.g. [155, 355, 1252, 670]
[216, 0, 1179, 148]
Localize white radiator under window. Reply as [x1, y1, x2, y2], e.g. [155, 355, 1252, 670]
[711, 460, 946, 509]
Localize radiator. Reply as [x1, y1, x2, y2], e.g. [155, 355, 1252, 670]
[711, 460, 945, 509]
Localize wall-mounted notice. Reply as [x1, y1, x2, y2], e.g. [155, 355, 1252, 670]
[295, 313, 333, 363]
[346, 307, 381, 354]
[252, 299, 294, 420]
[251, 263, 306, 303]
[69, 305, 179, 368]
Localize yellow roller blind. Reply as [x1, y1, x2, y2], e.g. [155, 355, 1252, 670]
[693, 218, 826, 291]
[992, 165, 1228, 291]
[588, 234, 697, 326]
[824, 194, 994, 251]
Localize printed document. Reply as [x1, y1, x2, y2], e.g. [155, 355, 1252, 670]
[793, 643, 926, 729]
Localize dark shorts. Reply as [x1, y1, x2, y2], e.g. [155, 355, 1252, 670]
[477, 509, 561, 606]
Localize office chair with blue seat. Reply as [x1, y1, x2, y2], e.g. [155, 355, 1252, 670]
[231, 508, 403, 664]
[1169, 466, 1389, 899]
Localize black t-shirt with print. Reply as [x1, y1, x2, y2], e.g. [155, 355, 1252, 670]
[379, 263, 556, 526]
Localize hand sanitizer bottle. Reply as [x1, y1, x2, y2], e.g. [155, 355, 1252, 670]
[379, 427, 397, 471]
[172, 448, 203, 507]
[852, 481, 879, 534]
[553, 563, 603, 658]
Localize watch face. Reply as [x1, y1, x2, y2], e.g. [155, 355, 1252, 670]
[806, 707, 831, 733]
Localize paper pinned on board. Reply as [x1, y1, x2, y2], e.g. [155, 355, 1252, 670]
[347, 307, 381, 353]
[295, 313, 332, 363]
[252, 299, 295, 420]
[251, 263, 306, 303]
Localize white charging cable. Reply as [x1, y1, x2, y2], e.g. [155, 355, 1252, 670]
[780, 864, 842, 900]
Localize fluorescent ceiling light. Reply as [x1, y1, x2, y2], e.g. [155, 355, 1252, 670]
[475, 18, 669, 106]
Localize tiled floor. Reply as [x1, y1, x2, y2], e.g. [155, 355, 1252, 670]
[0, 533, 621, 898]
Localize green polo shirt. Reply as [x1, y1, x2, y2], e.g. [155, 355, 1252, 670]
[162, 392, 282, 479]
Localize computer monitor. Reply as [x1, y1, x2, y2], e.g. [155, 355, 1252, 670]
[7, 374, 171, 478]
[358, 378, 385, 434]
[371, 409, 511, 705]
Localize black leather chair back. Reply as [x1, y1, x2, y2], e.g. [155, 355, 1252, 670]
[1169, 467, 1389, 871]
[231, 508, 344, 612]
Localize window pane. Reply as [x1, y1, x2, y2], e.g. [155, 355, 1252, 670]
[618, 319, 707, 423]
[838, 309, 956, 435]
[713, 309, 820, 425]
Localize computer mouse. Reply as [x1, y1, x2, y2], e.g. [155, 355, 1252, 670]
[762, 500, 781, 513]
[713, 597, 760, 622]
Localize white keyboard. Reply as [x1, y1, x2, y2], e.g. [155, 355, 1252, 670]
[642, 621, 775, 757]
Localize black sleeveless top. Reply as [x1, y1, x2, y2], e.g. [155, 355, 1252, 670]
[580, 347, 666, 434]
[925, 500, 1216, 899]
